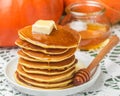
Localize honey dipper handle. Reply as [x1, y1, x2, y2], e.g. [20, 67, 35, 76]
[87, 35, 119, 72]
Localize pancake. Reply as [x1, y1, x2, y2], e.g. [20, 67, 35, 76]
[16, 64, 75, 83]
[18, 49, 76, 62]
[18, 55, 76, 70]
[14, 72, 73, 89]
[15, 38, 68, 55]
[19, 74, 72, 88]
[18, 25, 80, 49]
[21, 48, 76, 62]
[17, 50, 41, 62]
[21, 63, 75, 75]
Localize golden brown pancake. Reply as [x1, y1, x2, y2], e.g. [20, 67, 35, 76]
[18, 55, 76, 70]
[21, 48, 76, 62]
[15, 38, 68, 55]
[18, 49, 76, 62]
[16, 64, 75, 83]
[18, 25, 80, 49]
[14, 72, 73, 89]
[21, 63, 75, 75]
[17, 50, 41, 62]
[18, 73, 72, 88]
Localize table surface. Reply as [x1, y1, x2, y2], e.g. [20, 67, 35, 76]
[0, 24, 120, 96]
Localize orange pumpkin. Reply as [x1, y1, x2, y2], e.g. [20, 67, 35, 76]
[64, 0, 120, 24]
[97, 0, 120, 24]
[0, 0, 64, 47]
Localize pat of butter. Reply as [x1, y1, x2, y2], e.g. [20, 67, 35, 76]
[32, 20, 57, 35]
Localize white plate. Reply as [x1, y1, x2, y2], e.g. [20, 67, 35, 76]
[4, 51, 101, 96]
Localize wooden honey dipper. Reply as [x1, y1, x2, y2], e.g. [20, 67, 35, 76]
[73, 35, 120, 86]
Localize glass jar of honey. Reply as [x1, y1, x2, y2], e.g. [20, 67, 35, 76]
[61, 0, 111, 50]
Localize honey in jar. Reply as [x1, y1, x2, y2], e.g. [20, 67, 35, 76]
[61, 0, 111, 50]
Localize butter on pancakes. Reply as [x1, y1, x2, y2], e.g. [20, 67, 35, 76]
[15, 23, 80, 89]
[18, 25, 80, 48]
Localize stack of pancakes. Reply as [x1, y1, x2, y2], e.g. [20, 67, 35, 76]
[14, 25, 80, 89]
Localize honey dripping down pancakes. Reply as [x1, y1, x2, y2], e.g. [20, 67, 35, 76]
[14, 20, 81, 89]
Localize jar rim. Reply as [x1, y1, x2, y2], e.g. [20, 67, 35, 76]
[66, 0, 105, 17]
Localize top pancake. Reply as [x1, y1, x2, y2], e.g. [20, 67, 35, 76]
[18, 25, 80, 49]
